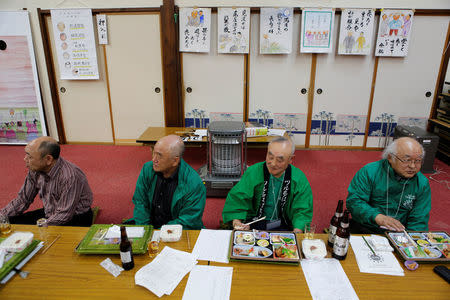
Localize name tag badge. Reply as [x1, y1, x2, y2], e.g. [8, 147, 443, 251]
[266, 219, 281, 230]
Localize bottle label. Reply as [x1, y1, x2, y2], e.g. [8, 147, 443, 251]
[333, 236, 349, 256]
[328, 225, 337, 243]
[120, 251, 132, 263]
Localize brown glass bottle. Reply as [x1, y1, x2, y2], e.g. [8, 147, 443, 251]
[332, 210, 350, 260]
[120, 226, 134, 270]
[328, 200, 344, 247]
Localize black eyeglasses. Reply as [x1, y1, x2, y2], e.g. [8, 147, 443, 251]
[392, 154, 423, 166]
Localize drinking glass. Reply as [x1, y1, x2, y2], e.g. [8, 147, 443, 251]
[0, 214, 11, 236]
[304, 223, 316, 239]
[37, 218, 49, 243]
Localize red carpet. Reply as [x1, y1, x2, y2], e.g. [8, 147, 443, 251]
[0, 145, 449, 232]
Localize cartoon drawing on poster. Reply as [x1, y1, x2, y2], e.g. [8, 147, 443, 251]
[260, 7, 293, 54]
[338, 9, 375, 55]
[0, 11, 47, 144]
[218, 7, 250, 54]
[51, 9, 99, 79]
[179, 7, 211, 52]
[375, 10, 414, 57]
[300, 8, 335, 53]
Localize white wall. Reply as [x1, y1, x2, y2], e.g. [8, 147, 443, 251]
[0, 0, 449, 141]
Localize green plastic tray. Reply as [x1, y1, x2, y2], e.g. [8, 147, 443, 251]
[0, 238, 41, 281]
[75, 224, 153, 254]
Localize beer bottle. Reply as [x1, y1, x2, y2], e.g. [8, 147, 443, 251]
[120, 226, 134, 270]
[328, 200, 344, 247]
[332, 210, 350, 260]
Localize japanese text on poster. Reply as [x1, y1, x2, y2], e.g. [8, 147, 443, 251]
[260, 7, 293, 54]
[375, 10, 414, 57]
[96, 14, 108, 45]
[218, 7, 250, 54]
[300, 8, 335, 53]
[338, 9, 375, 55]
[179, 7, 211, 52]
[51, 9, 99, 79]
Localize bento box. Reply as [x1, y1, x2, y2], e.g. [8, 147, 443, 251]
[229, 230, 301, 265]
[385, 231, 450, 262]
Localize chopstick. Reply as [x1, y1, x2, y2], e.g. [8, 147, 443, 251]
[186, 231, 191, 250]
[362, 236, 377, 256]
[41, 235, 61, 254]
[243, 216, 266, 226]
[403, 230, 426, 256]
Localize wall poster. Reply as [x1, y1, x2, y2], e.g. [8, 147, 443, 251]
[0, 11, 47, 144]
[300, 8, 335, 53]
[50, 8, 99, 80]
[260, 7, 294, 54]
[375, 9, 414, 57]
[179, 7, 211, 53]
[218, 7, 250, 54]
[338, 9, 375, 55]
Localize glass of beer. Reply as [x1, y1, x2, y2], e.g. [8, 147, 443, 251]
[304, 223, 316, 240]
[37, 218, 49, 243]
[0, 214, 12, 236]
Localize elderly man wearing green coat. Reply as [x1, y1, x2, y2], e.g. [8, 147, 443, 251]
[131, 135, 206, 229]
[222, 137, 313, 233]
[347, 137, 431, 234]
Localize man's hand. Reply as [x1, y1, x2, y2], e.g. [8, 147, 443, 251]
[232, 219, 250, 230]
[293, 228, 303, 233]
[375, 214, 405, 231]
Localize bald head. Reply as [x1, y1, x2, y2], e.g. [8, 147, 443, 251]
[24, 136, 60, 172]
[382, 137, 424, 160]
[29, 136, 60, 159]
[384, 137, 424, 178]
[157, 135, 185, 158]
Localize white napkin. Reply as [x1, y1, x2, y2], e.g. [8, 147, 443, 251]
[368, 235, 394, 252]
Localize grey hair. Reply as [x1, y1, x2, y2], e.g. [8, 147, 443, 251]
[39, 140, 60, 159]
[382, 138, 425, 160]
[269, 136, 295, 156]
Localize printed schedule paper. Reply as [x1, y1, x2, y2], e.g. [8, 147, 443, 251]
[192, 229, 232, 263]
[182, 265, 233, 300]
[301, 258, 359, 300]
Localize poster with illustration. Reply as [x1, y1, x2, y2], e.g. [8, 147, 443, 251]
[300, 8, 335, 53]
[260, 7, 293, 54]
[338, 9, 375, 55]
[218, 7, 250, 54]
[0, 11, 47, 144]
[179, 7, 211, 52]
[50, 9, 99, 79]
[375, 9, 414, 57]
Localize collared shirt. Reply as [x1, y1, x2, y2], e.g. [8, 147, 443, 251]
[150, 167, 179, 229]
[263, 174, 284, 221]
[0, 157, 93, 225]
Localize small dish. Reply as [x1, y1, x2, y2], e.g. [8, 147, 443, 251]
[404, 260, 419, 271]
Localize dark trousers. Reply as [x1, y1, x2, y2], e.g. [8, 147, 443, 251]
[9, 208, 93, 227]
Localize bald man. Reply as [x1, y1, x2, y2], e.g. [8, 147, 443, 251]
[1, 136, 93, 226]
[130, 135, 206, 229]
[347, 137, 431, 234]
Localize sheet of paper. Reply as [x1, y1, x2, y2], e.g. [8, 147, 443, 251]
[104, 225, 144, 239]
[268, 128, 286, 136]
[192, 229, 232, 263]
[135, 246, 198, 297]
[350, 236, 404, 276]
[182, 265, 233, 300]
[301, 258, 359, 300]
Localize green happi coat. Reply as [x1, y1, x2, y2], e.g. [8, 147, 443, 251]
[346, 159, 431, 232]
[132, 159, 206, 229]
[222, 162, 313, 230]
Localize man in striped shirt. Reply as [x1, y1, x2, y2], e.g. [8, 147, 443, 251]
[0, 136, 93, 226]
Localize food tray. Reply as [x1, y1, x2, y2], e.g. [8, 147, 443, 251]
[229, 230, 301, 265]
[75, 224, 152, 254]
[385, 231, 449, 263]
